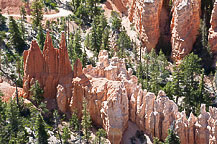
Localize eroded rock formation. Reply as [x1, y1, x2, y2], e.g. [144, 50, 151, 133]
[22, 36, 217, 143]
[0, 0, 31, 14]
[105, 0, 129, 15]
[106, 0, 205, 60]
[128, 0, 164, 52]
[70, 50, 217, 143]
[170, 0, 201, 60]
[209, 0, 217, 54]
[23, 32, 72, 109]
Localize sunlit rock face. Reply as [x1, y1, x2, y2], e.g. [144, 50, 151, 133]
[209, 0, 217, 54]
[23, 38, 217, 143]
[0, 0, 31, 14]
[23, 32, 73, 110]
[170, 0, 201, 61]
[128, 0, 164, 52]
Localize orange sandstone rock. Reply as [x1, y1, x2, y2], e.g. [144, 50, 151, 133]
[23, 35, 217, 143]
[0, 0, 31, 14]
[171, 0, 201, 60]
[128, 0, 164, 52]
[208, 0, 217, 54]
[23, 32, 72, 102]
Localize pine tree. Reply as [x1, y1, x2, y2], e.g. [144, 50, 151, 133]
[111, 11, 121, 33]
[29, 80, 44, 105]
[4, 99, 28, 143]
[81, 100, 92, 143]
[0, 92, 7, 143]
[95, 128, 107, 144]
[101, 27, 110, 51]
[70, 112, 79, 131]
[20, 6, 26, 22]
[164, 129, 180, 144]
[31, 0, 44, 30]
[179, 53, 202, 115]
[149, 50, 161, 95]
[36, 23, 45, 50]
[19, 20, 26, 41]
[71, 30, 82, 64]
[62, 126, 71, 144]
[0, 9, 7, 31]
[8, 16, 26, 54]
[35, 114, 49, 144]
[117, 29, 131, 58]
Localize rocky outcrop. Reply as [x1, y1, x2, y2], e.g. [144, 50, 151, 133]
[208, 0, 217, 54]
[128, 0, 164, 52]
[71, 50, 217, 143]
[23, 36, 217, 143]
[105, 0, 129, 15]
[0, 81, 23, 101]
[170, 0, 201, 60]
[23, 32, 72, 108]
[0, 0, 31, 14]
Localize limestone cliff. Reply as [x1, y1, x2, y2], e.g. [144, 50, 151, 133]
[209, 0, 217, 54]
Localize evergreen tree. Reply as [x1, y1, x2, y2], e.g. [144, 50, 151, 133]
[117, 29, 131, 58]
[81, 100, 92, 143]
[110, 11, 121, 33]
[4, 99, 28, 143]
[101, 27, 110, 51]
[95, 128, 107, 144]
[164, 129, 180, 144]
[37, 23, 45, 50]
[20, 6, 27, 22]
[0, 9, 7, 31]
[62, 126, 71, 144]
[19, 20, 26, 41]
[29, 80, 44, 105]
[153, 137, 163, 144]
[85, 33, 91, 50]
[70, 112, 79, 131]
[90, 14, 108, 55]
[179, 53, 202, 115]
[31, 0, 44, 30]
[149, 50, 161, 94]
[71, 30, 82, 63]
[8, 16, 26, 54]
[35, 114, 49, 144]
[0, 92, 7, 143]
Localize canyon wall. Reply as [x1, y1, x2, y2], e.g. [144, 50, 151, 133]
[108, 0, 204, 60]
[209, 0, 217, 54]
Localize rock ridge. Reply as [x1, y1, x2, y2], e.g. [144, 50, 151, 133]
[23, 32, 72, 108]
[22, 35, 217, 143]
